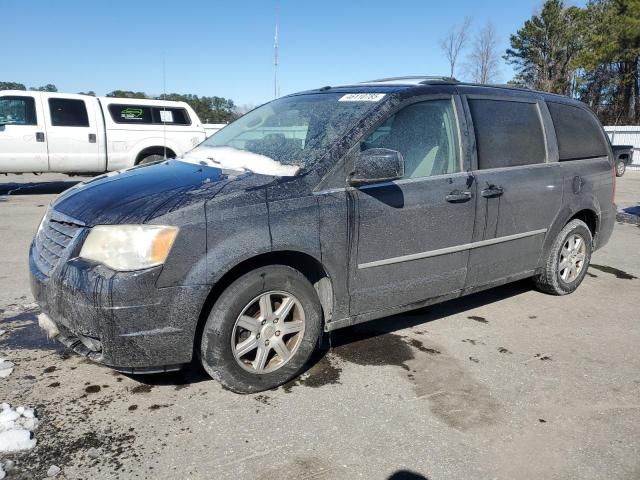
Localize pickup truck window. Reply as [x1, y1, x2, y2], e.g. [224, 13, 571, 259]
[0, 96, 37, 125]
[547, 102, 608, 161]
[469, 99, 546, 169]
[48, 98, 90, 127]
[108, 104, 191, 126]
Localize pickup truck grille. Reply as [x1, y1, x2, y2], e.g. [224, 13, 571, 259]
[34, 211, 84, 278]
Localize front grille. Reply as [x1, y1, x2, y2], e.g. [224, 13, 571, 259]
[34, 210, 84, 278]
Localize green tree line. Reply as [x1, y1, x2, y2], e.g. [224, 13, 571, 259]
[506, 0, 640, 124]
[0, 82, 238, 123]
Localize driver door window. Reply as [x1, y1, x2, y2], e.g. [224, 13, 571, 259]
[363, 99, 461, 178]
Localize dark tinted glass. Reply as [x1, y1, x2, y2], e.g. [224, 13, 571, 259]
[547, 102, 608, 161]
[0, 96, 37, 125]
[48, 98, 89, 127]
[108, 104, 152, 124]
[469, 99, 546, 169]
[151, 107, 191, 125]
[108, 105, 191, 125]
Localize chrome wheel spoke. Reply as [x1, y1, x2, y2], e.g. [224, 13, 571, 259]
[259, 294, 273, 320]
[237, 315, 260, 333]
[253, 344, 270, 371]
[280, 320, 304, 335]
[275, 296, 295, 321]
[272, 338, 292, 362]
[559, 258, 571, 271]
[235, 336, 258, 357]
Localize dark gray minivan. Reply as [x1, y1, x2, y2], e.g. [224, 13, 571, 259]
[30, 77, 616, 393]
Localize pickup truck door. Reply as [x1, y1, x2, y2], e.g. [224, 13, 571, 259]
[43, 94, 104, 172]
[0, 93, 49, 172]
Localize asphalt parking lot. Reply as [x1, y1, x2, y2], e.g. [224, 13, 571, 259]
[0, 172, 639, 480]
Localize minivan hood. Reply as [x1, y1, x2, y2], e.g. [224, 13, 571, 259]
[52, 160, 267, 225]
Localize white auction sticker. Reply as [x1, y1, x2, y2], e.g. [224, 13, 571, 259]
[159, 110, 174, 123]
[339, 93, 386, 102]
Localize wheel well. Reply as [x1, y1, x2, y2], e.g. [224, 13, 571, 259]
[192, 251, 334, 357]
[570, 209, 598, 237]
[135, 146, 176, 164]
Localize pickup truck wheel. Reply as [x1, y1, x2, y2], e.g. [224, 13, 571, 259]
[138, 154, 165, 165]
[533, 219, 592, 295]
[199, 266, 322, 393]
[616, 160, 626, 177]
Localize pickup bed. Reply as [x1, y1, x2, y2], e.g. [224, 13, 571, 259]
[0, 91, 207, 173]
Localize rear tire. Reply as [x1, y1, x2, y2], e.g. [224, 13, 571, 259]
[199, 265, 323, 393]
[616, 160, 626, 177]
[533, 219, 592, 295]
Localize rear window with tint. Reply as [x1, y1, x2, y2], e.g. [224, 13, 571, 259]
[468, 99, 546, 169]
[547, 102, 608, 161]
[108, 104, 191, 125]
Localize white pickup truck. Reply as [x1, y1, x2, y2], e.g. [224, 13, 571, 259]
[0, 90, 209, 173]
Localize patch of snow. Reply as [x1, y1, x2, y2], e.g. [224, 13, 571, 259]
[0, 330, 6, 336]
[0, 359, 14, 378]
[180, 146, 301, 177]
[47, 465, 61, 477]
[22, 302, 39, 312]
[0, 404, 38, 452]
[0, 463, 5, 480]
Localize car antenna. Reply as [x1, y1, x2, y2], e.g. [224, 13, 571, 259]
[162, 53, 167, 160]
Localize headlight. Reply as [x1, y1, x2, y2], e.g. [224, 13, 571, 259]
[79, 225, 178, 271]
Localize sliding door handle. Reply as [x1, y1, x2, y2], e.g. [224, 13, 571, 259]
[481, 185, 504, 198]
[35, 132, 45, 142]
[445, 190, 473, 203]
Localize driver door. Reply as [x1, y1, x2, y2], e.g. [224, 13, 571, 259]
[349, 96, 476, 314]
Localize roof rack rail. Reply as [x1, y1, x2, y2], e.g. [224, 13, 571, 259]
[361, 76, 460, 85]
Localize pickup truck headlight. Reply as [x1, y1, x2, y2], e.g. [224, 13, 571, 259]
[79, 225, 178, 271]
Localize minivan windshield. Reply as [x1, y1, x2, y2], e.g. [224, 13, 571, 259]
[183, 93, 382, 176]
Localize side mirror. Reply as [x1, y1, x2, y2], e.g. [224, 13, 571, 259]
[348, 148, 404, 186]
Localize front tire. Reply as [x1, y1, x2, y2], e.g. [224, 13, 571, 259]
[533, 219, 592, 295]
[200, 266, 323, 393]
[616, 160, 626, 177]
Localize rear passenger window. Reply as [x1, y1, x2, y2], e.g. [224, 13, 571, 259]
[547, 102, 608, 161]
[48, 98, 89, 127]
[362, 99, 461, 178]
[108, 104, 191, 125]
[469, 99, 546, 169]
[151, 107, 191, 125]
[0, 96, 37, 125]
[109, 104, 152, 123]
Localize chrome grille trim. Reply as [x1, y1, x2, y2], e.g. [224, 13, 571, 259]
[34, 209, 84, 278]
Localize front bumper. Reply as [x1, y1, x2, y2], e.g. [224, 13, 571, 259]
[29, 243, 210, 372]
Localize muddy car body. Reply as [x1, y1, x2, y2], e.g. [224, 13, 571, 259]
[30, 77, 616, 392]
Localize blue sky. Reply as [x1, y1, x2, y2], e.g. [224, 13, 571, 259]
[4, 0, 582, 106]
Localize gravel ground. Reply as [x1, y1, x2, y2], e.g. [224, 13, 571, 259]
[0, 172, 638, 480]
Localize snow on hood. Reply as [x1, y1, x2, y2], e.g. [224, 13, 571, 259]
[179, 146, 301, 177]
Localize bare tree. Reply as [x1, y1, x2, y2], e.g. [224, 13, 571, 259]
[467, 22, 500, 84]
[439, 17, 472, 78]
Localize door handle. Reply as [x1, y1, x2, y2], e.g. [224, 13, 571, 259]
[445, 190, 473, 203]
[36, 132, 45, 142]
[481, 185, 504, 198]
[88, 133, 96, 143]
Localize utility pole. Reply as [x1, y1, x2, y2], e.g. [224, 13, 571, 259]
[274, 1, 279, 99]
